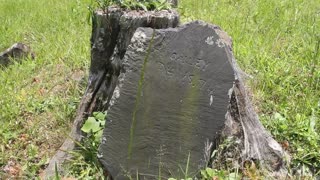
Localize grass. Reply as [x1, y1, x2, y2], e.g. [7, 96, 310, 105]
[0, 0, 91, 177]
[91, 0, 172, 11]
[0, 0, 319, 178]
[179, 0, 320, 175]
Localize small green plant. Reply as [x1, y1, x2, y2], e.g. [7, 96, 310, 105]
[63, 111, 107, 178]
[81, 111, 106, 144]
[55, 163, 60, 180]
[95, 0, 113, 10]
[168, 167, 240, 180]
[117, 0, 171, 11]
[200, 168, 239, 180]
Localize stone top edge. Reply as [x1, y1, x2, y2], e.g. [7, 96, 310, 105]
[155, 21, 230, 47]
[133, 20, 235, 73]
[136, 21, 223, 37]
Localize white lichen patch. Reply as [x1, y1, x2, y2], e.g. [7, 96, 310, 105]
[101, 137, 107, 144]
[131, 31, 147, 52]
[205, 36, 214, 45]
[215, 38, 225, 48]
[109, 86, 121, 107]
[210, 94, 213, 106]
[93, 36, 105, 51]
[97, 153, 103, 158]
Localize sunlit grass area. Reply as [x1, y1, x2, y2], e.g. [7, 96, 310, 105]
[0, 0, 91, 177]
[180, 0, 320, 175]
[0, 0, 319, 178]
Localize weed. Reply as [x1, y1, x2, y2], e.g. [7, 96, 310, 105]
[200, 168, 240, 180]
[81, 111, 106, 145]
[116, 0, 171, 11]
[90, 0, 172, 11]
[55, 163, 60, 180]
[62, 111, 106, 178]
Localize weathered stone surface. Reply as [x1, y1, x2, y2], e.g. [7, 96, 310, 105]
[98, 21, 235, 179]
[0, 43, 34, 67]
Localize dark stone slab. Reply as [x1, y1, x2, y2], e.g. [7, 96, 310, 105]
[99, 21, 235, 179]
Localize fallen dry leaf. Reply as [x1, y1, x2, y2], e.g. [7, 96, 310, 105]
[38, 87, 46, 96]
[3, 160, 22, 177]
[32, 77, 40, 83]
[281, 140, 290, 150]
[19, 133, 29, 142]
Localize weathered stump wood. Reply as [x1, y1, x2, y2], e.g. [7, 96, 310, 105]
[0, 43, 34, 67]
[44, 7, 179, 177]
[213, 27, 287, 173]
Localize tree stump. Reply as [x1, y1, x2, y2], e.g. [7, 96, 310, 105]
[44, 7, 179, 177]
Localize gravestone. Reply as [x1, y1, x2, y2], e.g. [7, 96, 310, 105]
[98, 21, 235, 179]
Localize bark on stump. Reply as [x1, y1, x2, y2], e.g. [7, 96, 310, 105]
[212, 28, 288, 174]
[44, 7, 179, 177]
